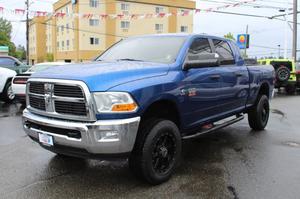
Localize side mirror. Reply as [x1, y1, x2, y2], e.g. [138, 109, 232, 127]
[184, 53, 220, 70]
[14, 62, 20, 67]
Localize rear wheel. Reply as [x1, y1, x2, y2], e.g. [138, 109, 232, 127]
[248, 95, 270, 131]
[129, 119, 181, 185]
[1, 81, 15, 103]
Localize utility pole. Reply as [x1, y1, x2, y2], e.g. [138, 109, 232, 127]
[244, 25, 248, 57]
[278, 45, 281, 58]
[26, 0, 29, 65]
[292, 0, 297, 62]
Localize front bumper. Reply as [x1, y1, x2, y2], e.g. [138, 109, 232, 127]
[22, 109, 140, 157]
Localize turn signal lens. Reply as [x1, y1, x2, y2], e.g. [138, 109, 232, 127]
[112, 103, 137, 112]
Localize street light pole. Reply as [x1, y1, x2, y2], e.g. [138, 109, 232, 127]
[26, 0, 29, 65]
[292, 0, 297, 62]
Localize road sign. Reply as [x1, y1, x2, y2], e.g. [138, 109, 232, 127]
[237, 34, 250, 49]
[0, 46, 8, 52]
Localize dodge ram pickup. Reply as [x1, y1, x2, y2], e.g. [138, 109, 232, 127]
[23, 34, 274, 185]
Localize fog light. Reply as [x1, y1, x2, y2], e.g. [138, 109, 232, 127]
[96, 130, 120, 142]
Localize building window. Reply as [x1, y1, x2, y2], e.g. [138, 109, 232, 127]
[181, 26, 188, 33]
[66, 23, 69, 33]
[121, 3, 129, 11]
[57, 41, 59, 48]
[66, 40, 69, 50]
[155, 24, 163, 32]
[62, 41, 64, 49]
[155, 7, 164, 14]
[66, 6, 69, 14]
[90, 37, 99, 45]
[90, 0, 99, 8]
[57, 26, 59, 33]
[121, 21, 130, 29]
[89, 19, 99, 26]
[61, 25, 64, 34]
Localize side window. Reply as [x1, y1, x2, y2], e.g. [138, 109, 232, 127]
[213, 39, 235, 65]
[189, 38, 212, 54]
[0, 58, 16, 68]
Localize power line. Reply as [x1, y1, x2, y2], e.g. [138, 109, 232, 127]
[38, 21, 127, 38]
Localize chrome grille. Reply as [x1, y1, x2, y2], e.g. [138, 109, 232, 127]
[29, 82, 44, 94]
[29, 96, 45, 111]
[27, 79, 94, 121]
[55, 101, 87, 116]
[54, 85, 84, 98]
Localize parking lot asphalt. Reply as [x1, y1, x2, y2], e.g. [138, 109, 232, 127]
[1, 92, 300, 199]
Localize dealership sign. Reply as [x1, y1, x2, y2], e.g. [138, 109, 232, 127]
[237, 34, 250, 49]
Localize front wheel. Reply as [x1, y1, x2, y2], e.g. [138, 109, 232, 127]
[129, 119, 182, 185]
[248, 95, 270, 131]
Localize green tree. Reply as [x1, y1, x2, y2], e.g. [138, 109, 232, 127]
[0, 18, 17, 57]
[0, 31, 16, 57]
[224, 32, 236, 41]
[15, 45, 26, 60]
[0, 17, 12, 39]
[46, 53, 54, 62]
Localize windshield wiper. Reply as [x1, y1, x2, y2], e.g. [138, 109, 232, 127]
[117, 58, 144, 62]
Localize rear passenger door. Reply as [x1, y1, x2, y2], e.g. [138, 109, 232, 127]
[212, 39, 249, 114]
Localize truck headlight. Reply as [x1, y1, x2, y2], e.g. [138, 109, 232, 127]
[93, 92, 138, 113]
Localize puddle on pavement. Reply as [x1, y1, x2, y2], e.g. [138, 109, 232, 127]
[283, 141, 300, 148]
[0, 102, 24, 117]
[271, 109, 286, 118]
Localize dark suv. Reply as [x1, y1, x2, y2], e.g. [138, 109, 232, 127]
[296, 63, 300, 89]
[0, 56, 30, 74]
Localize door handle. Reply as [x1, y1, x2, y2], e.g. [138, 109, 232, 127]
[210, 75, 221, 80]
[235, 72, 243, 77]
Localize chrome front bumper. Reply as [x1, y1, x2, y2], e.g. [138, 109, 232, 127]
[22, 109, 140, 155]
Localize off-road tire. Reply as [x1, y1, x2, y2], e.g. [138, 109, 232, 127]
[1, 81, 15, 103]
[248, 95, 270, 131]
[276, 66, 290, 82]
[129, 119, 182, 185]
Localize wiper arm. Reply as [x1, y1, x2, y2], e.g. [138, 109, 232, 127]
[117, 58, 144, 62]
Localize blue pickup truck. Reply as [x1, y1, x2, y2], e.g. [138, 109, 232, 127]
[23, 34, 274, 184]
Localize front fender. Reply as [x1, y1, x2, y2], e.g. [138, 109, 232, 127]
[0, 69, 16, 93]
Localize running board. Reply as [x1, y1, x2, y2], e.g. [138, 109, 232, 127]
[182, 115, 245, 140]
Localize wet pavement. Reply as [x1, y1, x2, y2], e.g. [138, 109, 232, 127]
[1, 93, 300, 199]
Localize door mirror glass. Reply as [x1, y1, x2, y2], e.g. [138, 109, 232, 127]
[184, 52, 220, 70]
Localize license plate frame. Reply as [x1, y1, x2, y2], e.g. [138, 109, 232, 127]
[38, 133, 54, 146]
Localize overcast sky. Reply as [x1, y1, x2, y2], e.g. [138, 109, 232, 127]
[1, 0, 300, 58]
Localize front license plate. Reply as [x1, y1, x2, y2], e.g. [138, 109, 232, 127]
[38, 133, 54, 146]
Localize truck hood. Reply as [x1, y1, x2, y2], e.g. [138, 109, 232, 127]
[31, 61, 170, 91]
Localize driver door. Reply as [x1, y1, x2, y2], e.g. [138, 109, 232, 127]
[182, 37, 224, 128]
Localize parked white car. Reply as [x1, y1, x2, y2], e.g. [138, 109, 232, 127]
[12, 62, 69, 102]
[0, 67, 17, 102]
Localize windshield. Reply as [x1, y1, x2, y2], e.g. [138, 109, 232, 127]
[27, 64, 58, 72]
[97, 36, 187, 64]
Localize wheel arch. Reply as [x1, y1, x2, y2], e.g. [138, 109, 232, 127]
[140, 98, 182, 130]
[258, 82, 270, 99]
